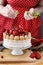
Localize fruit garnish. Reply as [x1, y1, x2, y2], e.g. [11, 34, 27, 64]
[18, 27, 25, 35]
[25, 32, 28, 35]
[30, 52, 35, 58]
[30, 51, 41, 59]
[5, 30, 9, 35]
[9, 30, 13, 34]
[13, 30, 18, 36]
[34, 51, 41, 59]
[18, 28, 23, 33]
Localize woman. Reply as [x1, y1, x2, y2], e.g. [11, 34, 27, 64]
[0, 0, 42, 42]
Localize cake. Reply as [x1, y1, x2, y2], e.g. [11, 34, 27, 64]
[3, 28, 32, 55]
[3, 29, 31, 47]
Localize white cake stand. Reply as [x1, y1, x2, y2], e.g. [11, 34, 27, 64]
[3, 39, 32, 55]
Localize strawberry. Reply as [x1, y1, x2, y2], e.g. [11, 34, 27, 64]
[30, 51, 41, 59]
[9, 29, 13, 34]
[13, 30, 18, 36]
[35, 52, 41, 59]
[18, 28, 23, 33]
[30, 52, 35, 58]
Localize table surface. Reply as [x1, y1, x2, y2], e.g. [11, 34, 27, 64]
[0, 49, 43, 65]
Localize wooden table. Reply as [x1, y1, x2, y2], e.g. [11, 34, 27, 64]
[0, 49, 43, 65]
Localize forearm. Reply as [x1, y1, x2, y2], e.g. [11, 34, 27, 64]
[35, 6, 43, 13]
[39, 0, 43, 6]
[35, 0, 43, 13]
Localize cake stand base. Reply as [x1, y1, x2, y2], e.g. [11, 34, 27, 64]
[11, 49, 23, 55]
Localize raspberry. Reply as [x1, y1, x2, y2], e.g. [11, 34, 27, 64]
[35, 52, 41, 59]
[18, 28, 23, 33]
[9, 30, 13, 34]
[30, 52, 35, 58]
[13, 30, 18, 36]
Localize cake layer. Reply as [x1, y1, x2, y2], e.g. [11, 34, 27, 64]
[3, 39, 32, 49]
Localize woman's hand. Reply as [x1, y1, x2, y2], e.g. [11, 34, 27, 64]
[0, 4, 19, 19]
[24, 8, 34, 20]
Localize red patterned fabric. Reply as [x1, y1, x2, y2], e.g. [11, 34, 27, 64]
[4, 17, 14, 30]
[0, 26, 5, 41]
[0, 0, 42, 41]
[7, 0, 39, 8]
[32, 38, 43, 47]
[30, 16, 42, 38]
[0, 15, 5, 27]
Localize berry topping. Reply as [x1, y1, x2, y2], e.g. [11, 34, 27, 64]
[13, 30, 18, 36]
[9, 30, 13, 34]
[34, 51, 41, 59]
[5, 30, 9, 35]
[30, 52, 35, 58]
[18, 27, 24, 33]
[30, 51, 41, 59]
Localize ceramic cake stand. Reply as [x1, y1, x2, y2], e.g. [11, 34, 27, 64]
[3, 38, 32, 55]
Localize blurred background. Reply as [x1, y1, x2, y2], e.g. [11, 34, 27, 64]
[36, 0, 43, 37]
[41, 13, 43, 37]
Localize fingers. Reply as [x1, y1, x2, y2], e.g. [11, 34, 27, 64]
[0, 4, 19, 19]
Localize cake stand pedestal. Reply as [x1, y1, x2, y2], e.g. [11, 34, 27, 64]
[11, 48, 23, 55]
[3, 39, 32, 55]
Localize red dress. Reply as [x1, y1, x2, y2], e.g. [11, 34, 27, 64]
[0, 0, 42, 41]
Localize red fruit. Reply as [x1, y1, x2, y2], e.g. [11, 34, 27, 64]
[35, 52, 41, 59]
[18, 28, 22, 33]
[5, 30, 9, 34]
[13, 30, 18, 36]
[30, 52, 35, 58]
[19, 34, 22, 36]
[22, 33, 25, 36]
[9, 30, 13, 34]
